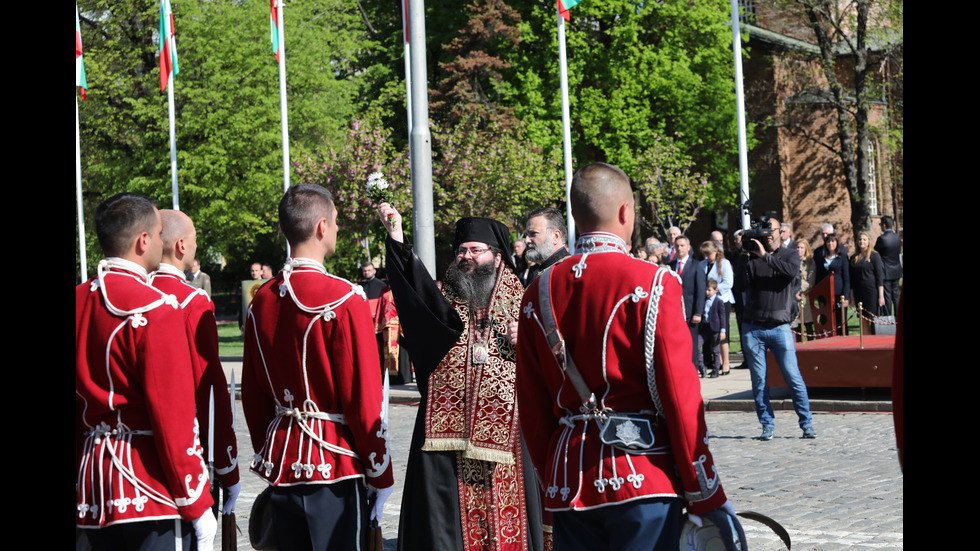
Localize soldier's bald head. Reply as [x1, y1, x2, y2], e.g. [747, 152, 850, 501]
[159, 210, 195, 257]
[570, 162, 633, 231]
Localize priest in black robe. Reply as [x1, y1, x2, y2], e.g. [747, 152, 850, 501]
[377, 204, 543, 551]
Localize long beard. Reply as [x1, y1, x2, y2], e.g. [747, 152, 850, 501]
[524, 240, 554, 264]
[446, 260, 498, 309]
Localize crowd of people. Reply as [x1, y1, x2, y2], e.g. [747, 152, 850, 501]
[76, 176, 900, 551]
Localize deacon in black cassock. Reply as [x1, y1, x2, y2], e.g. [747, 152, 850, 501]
[377, 204, 543, 551]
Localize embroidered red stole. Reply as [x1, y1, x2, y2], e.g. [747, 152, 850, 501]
[422, 264, 524, 464]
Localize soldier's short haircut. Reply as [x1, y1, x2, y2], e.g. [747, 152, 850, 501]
[570, 162, 631, 230]
[95, 193, 158, 258]
[279, 184, 335, 246]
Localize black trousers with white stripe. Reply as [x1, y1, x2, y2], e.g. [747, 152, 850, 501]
[269, 478, 370, 551]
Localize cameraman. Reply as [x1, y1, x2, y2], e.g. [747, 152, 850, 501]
[734, 223, 816, 441]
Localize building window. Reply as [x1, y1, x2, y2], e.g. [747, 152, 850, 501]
[866, 142, 878, 216]
[739, 0, 756, 23]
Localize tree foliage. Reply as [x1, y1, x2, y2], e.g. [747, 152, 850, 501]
[295, 117, 565, 260]
[774, 0, 902, 233]
[432, 0, 523, 129]
[428, 118, 564, 234]
[292, 117, 412, 268]
[506, 0, 745, 209]
[76, 0, 381, 278]
[76, 0, 767, 281]
[633, 135, 711, 238]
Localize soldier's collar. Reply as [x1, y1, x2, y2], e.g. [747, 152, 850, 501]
[151, 262, 186, 280]
[574, 232, 629, 255]
[286, 257, 326, 274]
[95, 258, 177, 319]
[102, 257, 150, 281]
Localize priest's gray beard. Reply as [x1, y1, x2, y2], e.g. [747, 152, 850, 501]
[524, 239, 555, 264]
[445, 259, 497, 309]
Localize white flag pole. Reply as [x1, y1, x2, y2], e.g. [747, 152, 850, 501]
[167, 72, 179, 210]
[407, 0, 436, 277]
[76, 96, 88, 282]
[556, 7, 575, 241]
[275, 1, 291, 259]
[729, 0, 750, 230]
[401, 0, 413, 140]
[276, 0, 291, 194]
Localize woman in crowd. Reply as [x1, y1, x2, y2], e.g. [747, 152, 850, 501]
[700, 241, 734, 375]
[815, 233, 849, 335]
[850, 231, 885, 326]
[795, 240, 817, 341]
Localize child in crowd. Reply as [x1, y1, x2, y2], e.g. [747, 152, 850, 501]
[699, 279, 726, 378]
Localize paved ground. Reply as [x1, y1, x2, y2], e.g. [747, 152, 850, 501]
[222, 398, 902, 550]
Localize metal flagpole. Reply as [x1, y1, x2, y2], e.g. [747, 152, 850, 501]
[167, 73, 179, 210]
[729, 0, 750, 230]
[160, 0, 180, 210]
[407, 0, 435, 278]
[76, 97, 88, 282]
[276, 1, 291, 194]
[402, 0, 413, 139]
[275, 1, 292, 258]
[556, 6, 575, 241]
[76, 5, 89, 281]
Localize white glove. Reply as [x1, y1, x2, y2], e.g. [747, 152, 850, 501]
[192, 509, 217, 551]
[369, 486, 394, 521]
[687, 499, 736, 528]
[222, 482, 241, 515]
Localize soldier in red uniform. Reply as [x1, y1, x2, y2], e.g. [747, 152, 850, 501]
[242, 184, 394, 550]
[76, 193, 216, 549]
[517, 164, 740, 550]
[149, 210, 240, 514]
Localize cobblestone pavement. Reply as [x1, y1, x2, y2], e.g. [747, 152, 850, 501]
[225, 404, 902, 550]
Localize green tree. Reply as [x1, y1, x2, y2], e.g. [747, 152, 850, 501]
[292, 117, 413, 269]
[295, 117, 565, 269]
[506, 0, 745, 208]
[76, 0, 382, 278]
[428, 118, 564, 234]
[633, 135, 710, 238]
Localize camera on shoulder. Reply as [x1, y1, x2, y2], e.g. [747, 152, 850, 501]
[739, 200, 777, 252]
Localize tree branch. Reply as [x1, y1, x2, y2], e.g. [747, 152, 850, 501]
[356, 1, 377, 35]
[761, 119, 842, 161]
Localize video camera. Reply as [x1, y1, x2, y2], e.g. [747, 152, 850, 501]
[740, 201, 778, 252]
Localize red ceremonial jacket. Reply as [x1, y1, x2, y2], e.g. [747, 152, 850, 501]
[150, 263, 240, 488]
[242, 259, 394, 489]
[517, 233, 727, 514]
[76, 259, 213, 527]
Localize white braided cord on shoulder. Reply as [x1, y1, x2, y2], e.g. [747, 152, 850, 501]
[643, 268, 681, 419]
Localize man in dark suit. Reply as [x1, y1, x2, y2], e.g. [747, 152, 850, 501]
[189, 258, 212, 297]
[875, 216, 902, 315]
[779, 222, 796, 250]
[669, 236, 706, 376]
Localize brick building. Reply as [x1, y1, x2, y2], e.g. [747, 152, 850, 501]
[724, 0, 903, 252]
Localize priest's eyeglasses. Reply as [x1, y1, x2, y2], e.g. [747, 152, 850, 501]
[456, 246, 492, 258]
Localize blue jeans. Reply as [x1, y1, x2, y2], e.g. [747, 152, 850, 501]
[743, 322, 813, 430]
